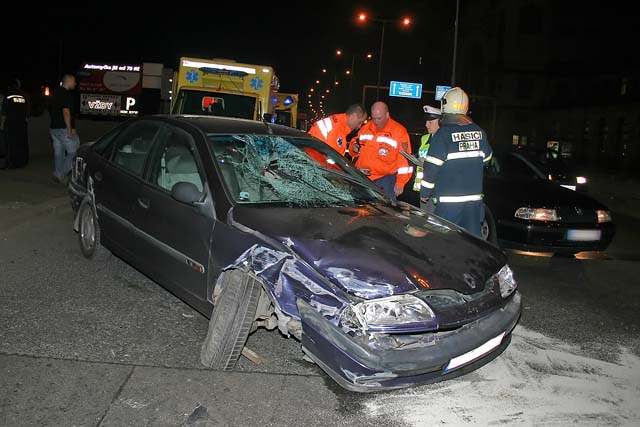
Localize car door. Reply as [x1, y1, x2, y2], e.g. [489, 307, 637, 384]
[132, 123, 214, 301]
[93, 120, 165, 260]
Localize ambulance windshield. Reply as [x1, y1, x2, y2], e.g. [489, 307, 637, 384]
[208, 134, 384, 207]
[175, 89, 256, 120]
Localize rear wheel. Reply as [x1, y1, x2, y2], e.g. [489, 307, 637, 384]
[200, 269, 261, 370]
[78, 202, 105, 259]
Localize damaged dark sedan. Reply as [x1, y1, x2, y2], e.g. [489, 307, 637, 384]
[69, 115, 521, 392]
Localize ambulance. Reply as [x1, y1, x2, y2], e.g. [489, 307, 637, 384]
[271, 92, 299, 128]
[171, 57, 279, 121]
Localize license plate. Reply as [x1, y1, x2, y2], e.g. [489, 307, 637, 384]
[444, 332, 505, 372]
[561, 185, 576, 191]
[566, 229, 601, 241]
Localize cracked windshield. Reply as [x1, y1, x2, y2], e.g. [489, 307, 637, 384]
[208, 135, 384, 207]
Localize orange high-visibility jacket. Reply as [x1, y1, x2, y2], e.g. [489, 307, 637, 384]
[355, 118, 413, 190]
[308, 114, 351, 156]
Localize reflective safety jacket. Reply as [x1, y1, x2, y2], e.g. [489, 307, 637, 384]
[412, 133, 431, 191]
[355, 118, 413, 190]
[420, 118, 492, 203]
[308, 113, 352, 156]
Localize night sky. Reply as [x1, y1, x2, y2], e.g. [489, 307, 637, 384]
[2, 2, 452, 93]
[1, 1, 635, 114]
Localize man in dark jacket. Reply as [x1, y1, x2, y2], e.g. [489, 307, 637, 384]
[0, 79, 30, 168]
[419, 87, 493, 237]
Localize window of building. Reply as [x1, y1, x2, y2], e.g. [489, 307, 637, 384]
[512, 134, 520, 145]
[517, 77, 534, 99]
[621, 77, 628, 96]
[518, 4, 543, 35]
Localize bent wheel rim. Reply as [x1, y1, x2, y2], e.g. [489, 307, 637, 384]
[80, 207, 95, 251]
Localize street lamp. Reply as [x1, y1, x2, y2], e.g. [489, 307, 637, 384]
[315, 80, 320, 84]
[356, 12, 413, 100]
[336, 49, 342, 56]
[322, 68, 327, 73]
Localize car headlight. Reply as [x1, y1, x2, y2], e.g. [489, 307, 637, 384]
[515, 207, 559, 221]
[596, 210, 612, 223]
[490, 264, 517, 299]
[576, 176, 587, 184]
[340, 294, 437, 333]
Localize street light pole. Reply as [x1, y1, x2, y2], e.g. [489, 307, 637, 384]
[451, 0, 460, 86]
[349, 54, 355, 101]
[375, 21, 386, 100]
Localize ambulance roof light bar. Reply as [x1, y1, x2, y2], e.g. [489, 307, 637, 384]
[181, 59, 257, 75]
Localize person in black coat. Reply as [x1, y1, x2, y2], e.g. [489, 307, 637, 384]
[0, 78, 30, 168]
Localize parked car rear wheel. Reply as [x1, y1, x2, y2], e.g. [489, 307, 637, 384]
[78, 202, 105, 259]
[200, 269, 261, 370]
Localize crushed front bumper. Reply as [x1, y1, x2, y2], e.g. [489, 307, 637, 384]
[298, 292, 521, 392]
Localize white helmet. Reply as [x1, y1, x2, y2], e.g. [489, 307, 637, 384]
[441, 87, 469, 114]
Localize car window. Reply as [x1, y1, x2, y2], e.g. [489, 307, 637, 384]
[174, 89, 256, 120]
[111, 121, 162, 177]
[489, 154, 538, 180]
[92, 124, 124, 158]
[148, 127, 204, 193]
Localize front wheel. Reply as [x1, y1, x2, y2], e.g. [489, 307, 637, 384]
[200, 269, 262, 371]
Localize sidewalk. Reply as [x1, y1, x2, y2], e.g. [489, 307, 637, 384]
[1, 353, 384, 426]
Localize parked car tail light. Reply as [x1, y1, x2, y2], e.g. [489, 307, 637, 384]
[514, 207, 559, 222]
[340, 294, 437, 333]
[576, 176, 587, 184]
[596, 210, 612, 223]
[489, 265, 517, 299]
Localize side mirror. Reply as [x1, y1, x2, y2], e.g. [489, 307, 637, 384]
[171, 182, 202, 204]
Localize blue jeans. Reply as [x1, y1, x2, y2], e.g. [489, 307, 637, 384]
[435, 201, 484, 237]
[50, 129, 79, 179]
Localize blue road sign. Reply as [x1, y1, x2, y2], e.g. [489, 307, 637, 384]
[435, 85, 452, 101]
[389, 81, 423, 99]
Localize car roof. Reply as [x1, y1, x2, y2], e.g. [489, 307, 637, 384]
[148, 115, 309, 138]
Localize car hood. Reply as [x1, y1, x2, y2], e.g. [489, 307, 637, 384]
[231, 202, 506, 299]
[486, 177, 607, 209]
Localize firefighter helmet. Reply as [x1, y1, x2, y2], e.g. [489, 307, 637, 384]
[441, 87, 469, 114]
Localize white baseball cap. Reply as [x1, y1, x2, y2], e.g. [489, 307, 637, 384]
[423, 105, 442, 121]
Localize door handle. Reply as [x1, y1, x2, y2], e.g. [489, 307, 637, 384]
[94, 171, 103, 182]
[137, 198, 150, 209]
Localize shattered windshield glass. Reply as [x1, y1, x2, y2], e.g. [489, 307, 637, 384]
[208, 134, 384, 207]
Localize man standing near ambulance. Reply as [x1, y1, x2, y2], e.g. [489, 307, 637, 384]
[419, 87, 492, 237]
[354, 102, 413, 201]
[308, 104, 366, 156]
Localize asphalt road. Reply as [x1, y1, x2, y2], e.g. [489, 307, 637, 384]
[1, 160, 640, 426]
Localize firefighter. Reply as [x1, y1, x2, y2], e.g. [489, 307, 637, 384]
[419, 87, 492, 237]
[0, 79, 30, 169]
[355, 102, 412, 201]
[308, 104, 366, 156]
[413, 105, 441, 211]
